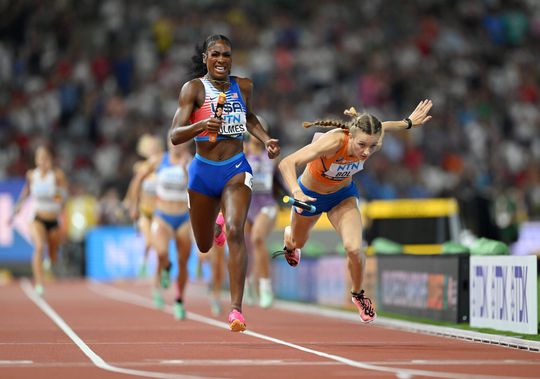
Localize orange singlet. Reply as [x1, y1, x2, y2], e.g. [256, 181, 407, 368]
[307, 131, 364, 186]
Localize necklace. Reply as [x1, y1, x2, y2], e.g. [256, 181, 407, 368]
[205, 74, 230, 90]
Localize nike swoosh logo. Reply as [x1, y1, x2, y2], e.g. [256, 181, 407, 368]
[235, 162, 242, 168]
[209, 96, 217, 101]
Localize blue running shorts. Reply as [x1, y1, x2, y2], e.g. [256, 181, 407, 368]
[188, 152, 253, 198]
[153, 210, 190, 230]
[295, 177, 359, 215]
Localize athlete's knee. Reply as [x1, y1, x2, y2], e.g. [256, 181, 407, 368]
[178, 251, 190, 265]
[192, 230, 214, 253]
[177, 259, 189, 270]
[48, 248, 58, 262]
[224, 222, 244, 244]
[196, 239, 213, 253]
[344, 245, 362, 260]
[33, 244, 44, 257]
[155, 248, 169, 259]
[251, 233, 265, 248]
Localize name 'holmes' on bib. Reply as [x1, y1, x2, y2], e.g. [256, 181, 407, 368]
[210, 100, 248, 136]
[218, 113, 247, 135]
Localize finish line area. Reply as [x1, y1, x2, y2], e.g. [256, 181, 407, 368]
[0, 279, 538, 379]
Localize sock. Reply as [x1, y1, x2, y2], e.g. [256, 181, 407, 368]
[259, 277, 272, 292]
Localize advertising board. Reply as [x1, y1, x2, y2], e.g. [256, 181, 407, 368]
[470, 255, 537, 334]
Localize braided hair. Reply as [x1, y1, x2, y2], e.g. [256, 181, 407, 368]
[189, 34, 232, 79]
[303, 107, 382, 137]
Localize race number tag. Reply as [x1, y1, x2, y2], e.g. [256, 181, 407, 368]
[323, 160, 364, 181]
[219, 112, 247, 135]
[244, 172, 253, 190]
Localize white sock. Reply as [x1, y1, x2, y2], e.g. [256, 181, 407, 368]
[259, 277, 272, 292]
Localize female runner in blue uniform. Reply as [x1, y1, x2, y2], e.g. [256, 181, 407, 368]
[131, 137, 193, 320]
[170, 35, 280, 331]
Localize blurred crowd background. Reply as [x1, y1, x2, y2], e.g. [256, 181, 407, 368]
[1, 0, 540, 244]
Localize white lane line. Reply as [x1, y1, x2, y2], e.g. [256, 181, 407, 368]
[0, 360, 334, 369]
[20, 280, 221, 379]
[90, 282, 529, 379]
[409, 360, 540, 366]
[153, 359, 338, 366]
[0, 341, 281, 346]
[0, 360, 33, 365]
[272, 300, 540, 353]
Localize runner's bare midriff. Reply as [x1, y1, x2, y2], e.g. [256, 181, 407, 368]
[300, 169, 352, 195]
[156, 198, 188, 214]
[196, 138, 243, 161]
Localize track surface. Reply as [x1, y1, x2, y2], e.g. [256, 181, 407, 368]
[1, 279, 539, 379]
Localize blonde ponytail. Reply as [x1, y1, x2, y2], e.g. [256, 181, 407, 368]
[343, 107, 359, 118]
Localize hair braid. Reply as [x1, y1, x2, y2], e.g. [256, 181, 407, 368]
[303, 119, 349, 129]
[302, 106, 381, 136]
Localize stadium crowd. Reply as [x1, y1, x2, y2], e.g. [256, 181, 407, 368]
[1, 0, 539, 242]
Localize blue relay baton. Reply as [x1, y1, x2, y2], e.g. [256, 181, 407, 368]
[282, 195, 316, 213]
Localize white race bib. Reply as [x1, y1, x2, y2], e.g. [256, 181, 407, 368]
[219, 112, 248, 135]
[323, 161, 364, 181]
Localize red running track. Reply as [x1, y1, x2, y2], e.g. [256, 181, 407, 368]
[1, 279, 539, 379]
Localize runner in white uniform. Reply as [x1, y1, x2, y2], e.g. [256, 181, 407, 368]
[125, 134, 163, 277]
[11, 146, 68, 296]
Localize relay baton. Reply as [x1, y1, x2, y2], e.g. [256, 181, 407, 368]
[282, 195, 316, 213]
[209, 92, 227, 143]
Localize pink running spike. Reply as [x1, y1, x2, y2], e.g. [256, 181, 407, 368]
[271, 247, 302, 267]
[228, 309, 247, 332]
[214, 213, 226, 247]
[351, 290, 377, 323]
[285, 248, 301, 267]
